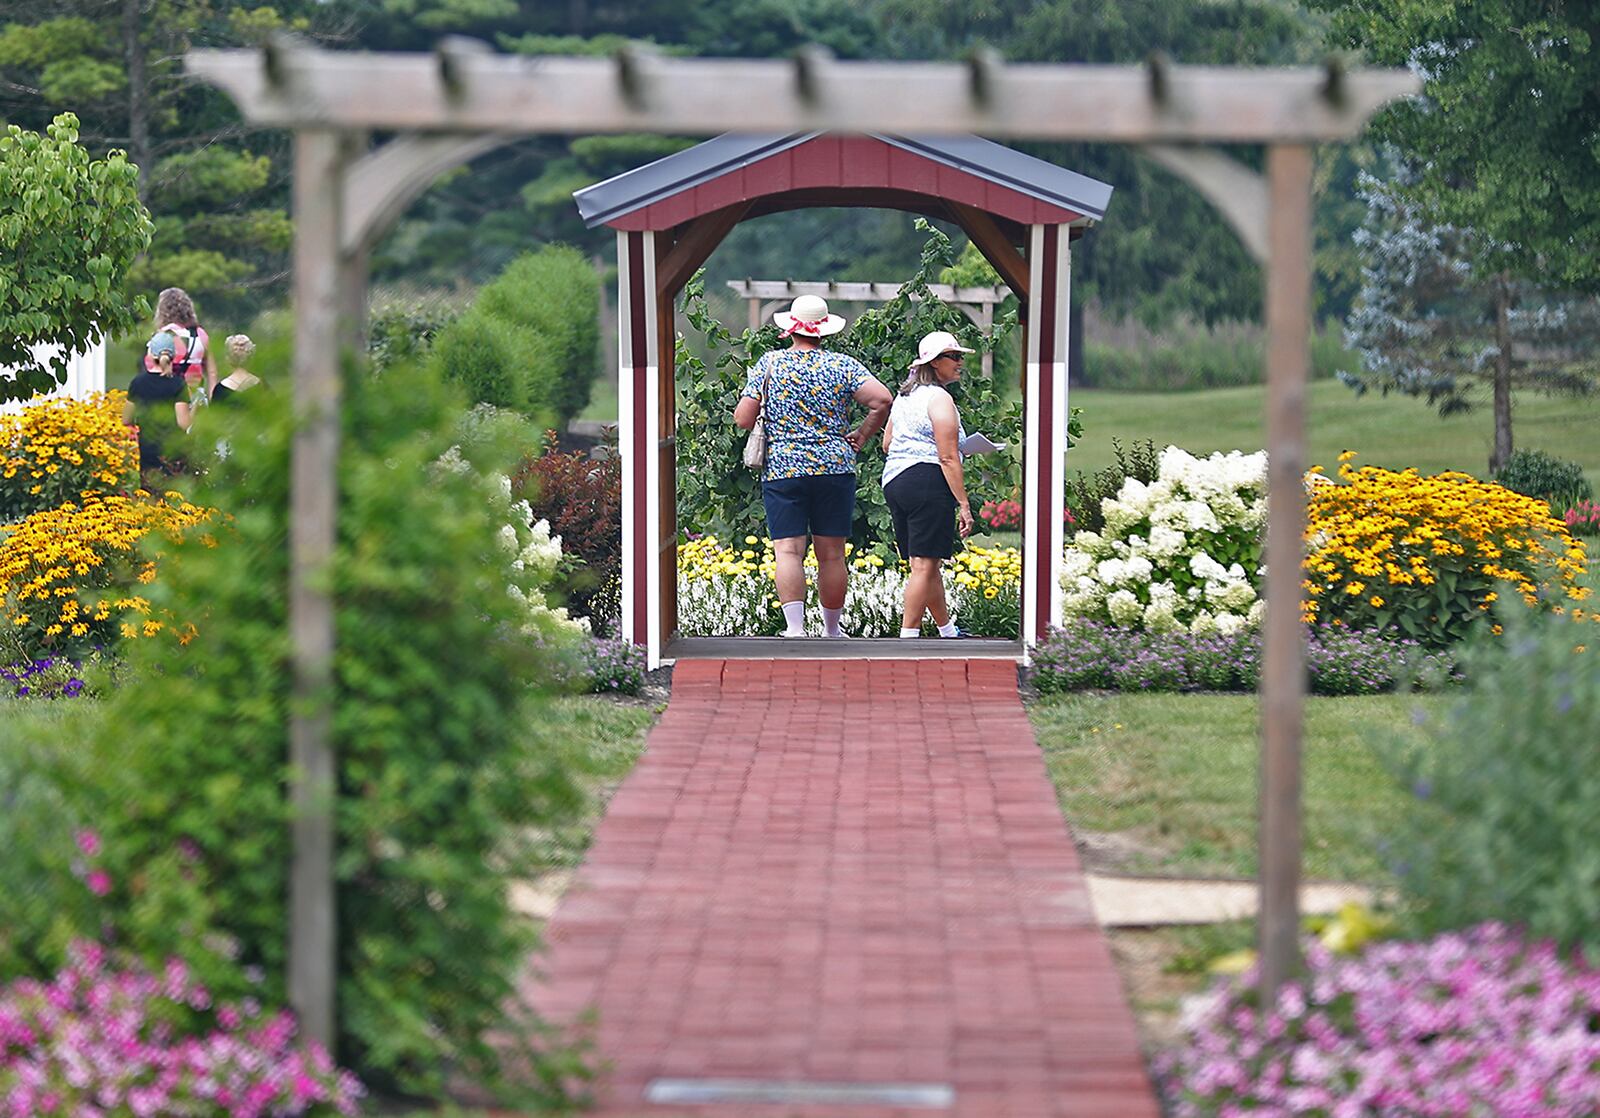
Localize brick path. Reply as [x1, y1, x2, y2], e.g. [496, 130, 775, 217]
[524, 659, 1161, 1117]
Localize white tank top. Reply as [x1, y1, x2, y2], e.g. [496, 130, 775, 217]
[881, 384, 964, 488]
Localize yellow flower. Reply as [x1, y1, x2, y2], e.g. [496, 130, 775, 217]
[1369, 596, 1384, 608]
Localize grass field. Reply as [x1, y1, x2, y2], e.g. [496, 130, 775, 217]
[1067, 380, 1600, 488]
[1031, 691, 1433, 883]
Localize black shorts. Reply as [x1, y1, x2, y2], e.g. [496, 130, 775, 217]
[884, 463, 956, 559]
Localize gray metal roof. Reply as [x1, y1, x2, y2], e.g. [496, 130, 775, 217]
[572, 132, 1113, 228]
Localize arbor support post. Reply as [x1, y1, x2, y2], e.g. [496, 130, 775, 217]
[1258, 142, 1314, 1003]
[288, 127, 350, 1052]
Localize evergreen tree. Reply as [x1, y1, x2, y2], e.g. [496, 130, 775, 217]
[1311, 0, 1600, 293]
[0, 1, 311, 317]
[1342, 161, 1598, 472]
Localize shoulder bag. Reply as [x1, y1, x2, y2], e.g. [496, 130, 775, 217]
[742, 363, 769, 470]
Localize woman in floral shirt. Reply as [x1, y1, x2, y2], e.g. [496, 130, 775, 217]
[734, 295, 892, 638]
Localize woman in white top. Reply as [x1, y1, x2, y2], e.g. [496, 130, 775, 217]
[880, 331, 976, 638]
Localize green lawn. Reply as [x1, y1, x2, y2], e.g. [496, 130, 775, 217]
[1031, 692, 1435, 883]
[1067, 380, 1600, 488]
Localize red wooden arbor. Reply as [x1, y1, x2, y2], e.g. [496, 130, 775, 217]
[573, 132, 1114, 665]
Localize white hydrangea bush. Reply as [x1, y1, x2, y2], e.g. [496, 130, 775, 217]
[497, 476, 590, 638]
[1061, 446, 1268, 635]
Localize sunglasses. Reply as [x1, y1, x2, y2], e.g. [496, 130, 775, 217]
[939, 352, 966, 363]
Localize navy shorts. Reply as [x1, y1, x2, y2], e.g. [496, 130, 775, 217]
[762, 473, 857, 540]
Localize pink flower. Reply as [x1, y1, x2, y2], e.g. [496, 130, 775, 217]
[84, 870, 111, 897]
[74, 830, 101, 858]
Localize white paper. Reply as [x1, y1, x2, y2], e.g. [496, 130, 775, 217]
[959, 431, 1007, 455]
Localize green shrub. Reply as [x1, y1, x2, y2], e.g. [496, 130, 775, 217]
[474, 245, 600, 426]
[1493, 448, 1593, 509]
[1382, 607, 1600, 951]
[0, 704, 102, 978]
[367, 299, 459, 372]
[429, 309, 550, 425]
[84, 359, 588, 1103]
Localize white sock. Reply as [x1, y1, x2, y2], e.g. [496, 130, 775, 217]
[938, 620, 959, 637]
[781, 600, 805, 635]
[821, 606, 844, 637]
[900, 627, 921, 638]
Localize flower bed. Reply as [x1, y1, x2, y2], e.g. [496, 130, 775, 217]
[1031, 621, 1455, 696]
[0, 491, 212, 659]
[1304, 455, 1590, 645]
[1565, 498, 1600, 537]
[0, 392, 138, 522]
[677, 536, 1021, 637]
[0, 941, 362, 1117]
[1158, 924, 1600, 1117]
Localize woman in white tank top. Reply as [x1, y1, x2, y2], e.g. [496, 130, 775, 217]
[880, 331, 976, 638]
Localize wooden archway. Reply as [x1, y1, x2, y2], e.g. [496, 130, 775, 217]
[185, 42, 1418, 1043]
[573, 132, 1113, 665]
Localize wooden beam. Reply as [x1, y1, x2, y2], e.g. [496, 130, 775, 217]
[1258, 143, 1314, 1002]
[734, 188, 1031, 244]
[947, 201, 1030, 302]
[187, 47, 1418, 142]
[726, 280, 1008, 305]
[341, 133, 508, 255]
[288, 128, 344, 1054]
[1140, 144, 1269, 264]
[655, 202, 751, 300]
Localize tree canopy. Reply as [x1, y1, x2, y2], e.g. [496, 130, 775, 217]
[0, 113, 151, 402]
[1312, 0, 1600, 293]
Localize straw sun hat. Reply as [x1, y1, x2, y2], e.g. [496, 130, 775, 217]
[773, 294, 846, 338]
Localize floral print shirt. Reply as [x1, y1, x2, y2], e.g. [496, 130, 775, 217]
[742, 346, 873, 480]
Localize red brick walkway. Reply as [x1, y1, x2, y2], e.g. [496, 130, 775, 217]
[525, 660, 1161, 1117]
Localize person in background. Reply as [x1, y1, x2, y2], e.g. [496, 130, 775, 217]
[211, 334, 260, 403]
[145, 287, 219, 397]
[733, 295, 892, 638]
[124, 330, 198, 481]
[880, 330, 976, 638]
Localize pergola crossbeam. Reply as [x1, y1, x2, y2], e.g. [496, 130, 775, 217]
[188, 45, 1417, 142]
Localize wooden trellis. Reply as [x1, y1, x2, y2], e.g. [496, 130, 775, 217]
[185, 39, 1418, 1050]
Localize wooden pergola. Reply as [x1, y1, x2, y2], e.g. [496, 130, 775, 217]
[185, 39, 1418, 1051]
[727, 281, 1011, 378]
[571, 131, 1111, 665]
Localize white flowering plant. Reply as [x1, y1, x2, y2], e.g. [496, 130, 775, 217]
[678, 536, 1020, 637]
[495, 476, 590, 639]
[1061, 446, 1267, 636]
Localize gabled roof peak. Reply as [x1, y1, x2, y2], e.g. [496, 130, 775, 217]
[573, 132, 1113, 229]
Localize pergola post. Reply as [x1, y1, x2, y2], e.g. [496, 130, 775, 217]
[1258, 143, 1314, 999]
[617, 229, 664, 667]
[1022, 223, 1071, 649]
[288, 127, 348, 1052]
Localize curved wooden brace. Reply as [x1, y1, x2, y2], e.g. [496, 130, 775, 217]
[340, 132, 510, 255]
[1140, 144, 1269, 265]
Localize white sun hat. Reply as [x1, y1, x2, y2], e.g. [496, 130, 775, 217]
[773, 294, 847, 337]
[909, 330, 976, 369]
